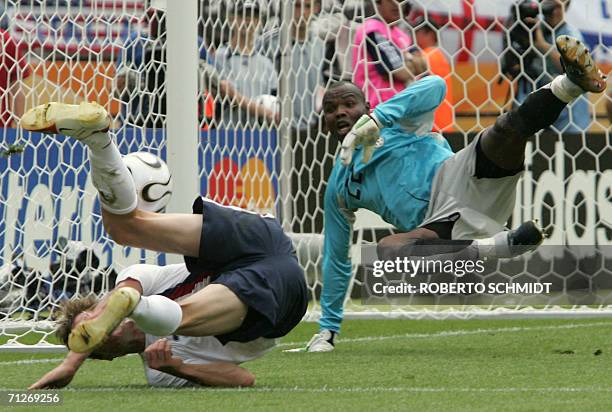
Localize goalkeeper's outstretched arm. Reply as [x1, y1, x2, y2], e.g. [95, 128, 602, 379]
[319, 173, 355, 333]
[373, 75, 447, 128]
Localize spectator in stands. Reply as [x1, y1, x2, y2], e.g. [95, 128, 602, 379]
[0, 29, 31, 127]
[309, 0, 357, 83]
[413, 16, 454, 132]
[257, 0, 325, 132]
[514, 0, 590, 133]
[114, 0, 211, 128]
[213, 0, 278, 127]
[352, 0, 426, 109]
[606, 88, 612, 123]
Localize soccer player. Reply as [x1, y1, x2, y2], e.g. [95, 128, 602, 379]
[306, 35, 607, 352]
[20, 97, 308, 387]
[29, 261, 296, 388]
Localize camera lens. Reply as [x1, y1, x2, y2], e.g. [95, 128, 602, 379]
[518, 0, 539, 21]
[541, 3, 557, 16]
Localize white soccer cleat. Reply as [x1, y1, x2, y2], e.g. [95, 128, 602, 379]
[556, 35, 607, 94]
[306, 330, 336, 353]
[68, 287, 141, 353]
[20, 102, 111, 140]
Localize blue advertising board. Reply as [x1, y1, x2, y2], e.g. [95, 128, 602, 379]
[0, 127, 279, 272]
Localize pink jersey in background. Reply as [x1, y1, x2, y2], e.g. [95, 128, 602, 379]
[353, 19, 413, 109]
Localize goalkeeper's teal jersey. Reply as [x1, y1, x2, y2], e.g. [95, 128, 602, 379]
[321, 75, 454, 333]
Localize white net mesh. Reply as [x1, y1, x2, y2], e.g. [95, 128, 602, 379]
[0, 0, 611, 350]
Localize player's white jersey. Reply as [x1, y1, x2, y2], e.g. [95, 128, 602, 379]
[116, 263, 210, 299]
[116, 263, 277, 388]
[141, 334, 275, 387]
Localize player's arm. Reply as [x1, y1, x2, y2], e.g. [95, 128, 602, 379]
[28, 277, 144, 389]
[373, 74, 447, 126]
[144, 338, 255, 387]
[320, 176, 354, 330]
[28, 351, 90, 389]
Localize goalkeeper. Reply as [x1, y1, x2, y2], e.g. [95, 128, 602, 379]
[307, 35, 607, 352]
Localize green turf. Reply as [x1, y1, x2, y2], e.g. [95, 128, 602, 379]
[2, 318, 612, 411]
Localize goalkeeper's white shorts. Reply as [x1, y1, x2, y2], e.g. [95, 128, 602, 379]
[420, 130, 523, 240]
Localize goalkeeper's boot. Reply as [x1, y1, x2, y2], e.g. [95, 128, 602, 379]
[20, 102, 111, 140]
[68, 287, 141, 353]
[505, 220, 545, 257]
[475, 221, 544, 259]
[556, 35, 607, 93]
[306, 329, 336, 353]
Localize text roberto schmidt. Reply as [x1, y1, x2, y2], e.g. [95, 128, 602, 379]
[371, 282, 553, 295]
[369, 258, 553, 296]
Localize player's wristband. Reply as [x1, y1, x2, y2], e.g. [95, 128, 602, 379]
[368, 112, 382, 129]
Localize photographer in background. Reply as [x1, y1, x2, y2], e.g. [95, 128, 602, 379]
[502, 0, 591, 133]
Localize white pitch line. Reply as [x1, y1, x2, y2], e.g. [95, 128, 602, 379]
[2, 321, 611, 366]
[1, 386, 612, 394]
[0, 358, 63, 366]
[0, 353, 138, 366]
[277, 320, 612, 348]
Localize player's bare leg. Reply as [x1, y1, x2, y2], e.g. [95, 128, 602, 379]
[20, 102, 201, 257]
[480, 35, 607, 172]
[100, 209, 201, 257]
[175, 284, 248, 336]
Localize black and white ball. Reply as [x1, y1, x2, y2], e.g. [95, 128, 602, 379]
[123, 152, 173, 213]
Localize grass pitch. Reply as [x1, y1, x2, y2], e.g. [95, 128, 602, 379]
[2, 318, 612, 411]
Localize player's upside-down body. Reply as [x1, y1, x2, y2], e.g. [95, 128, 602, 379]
[21, 91, 308, 388]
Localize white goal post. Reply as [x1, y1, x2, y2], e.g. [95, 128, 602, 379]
[1, 0, 611, 352]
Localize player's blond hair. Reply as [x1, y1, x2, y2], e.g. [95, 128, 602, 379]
[54, 296, 98, 346]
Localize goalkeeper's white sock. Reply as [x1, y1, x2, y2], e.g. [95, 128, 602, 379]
[472, 232, 512, 259]
[130, 295, 183, 336]
[545, 74, 584, 103]
[81, 132, 138, 215]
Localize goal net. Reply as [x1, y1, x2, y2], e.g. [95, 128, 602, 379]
[0, 0, 611, 351]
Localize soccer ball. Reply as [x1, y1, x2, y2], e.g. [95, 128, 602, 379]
[123, 152, 173, 213]
[255, 94, 279, 113]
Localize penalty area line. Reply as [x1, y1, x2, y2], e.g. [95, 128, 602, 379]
[278, 320, 612, 348]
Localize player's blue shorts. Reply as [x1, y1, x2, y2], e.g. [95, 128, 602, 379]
[184, 197, 308, 344]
